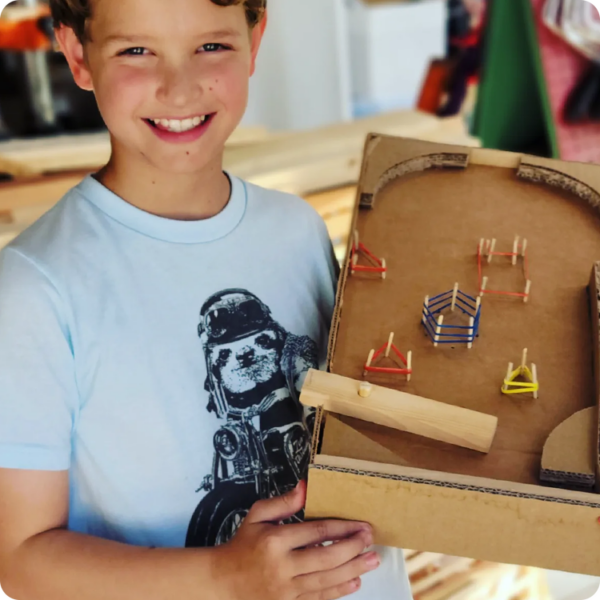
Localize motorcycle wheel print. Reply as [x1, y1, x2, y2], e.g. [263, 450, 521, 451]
[185, 482, 260, 548]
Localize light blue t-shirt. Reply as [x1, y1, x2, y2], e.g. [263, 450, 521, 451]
[0, 174, 411, 598]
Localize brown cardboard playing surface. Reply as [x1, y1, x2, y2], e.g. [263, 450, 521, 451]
[327, 162, 600, 487]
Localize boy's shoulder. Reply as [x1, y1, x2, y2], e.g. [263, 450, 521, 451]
[242, 178, 327, 236]
[244, 179, 322, 218]
[4, 180, 89, 265]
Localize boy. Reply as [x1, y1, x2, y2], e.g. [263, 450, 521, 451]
[0, 0, 412, 598]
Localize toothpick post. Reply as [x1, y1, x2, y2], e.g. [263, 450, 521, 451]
[488, 238, 497, 263]
[521, 238, 528, 257]
[364, 349, 375, 376]
[434, 315, 444, 347]
[385, 333, 394, 358]
[451, 282, 459, 312]
[480, 276, 488, 297]
[468, 317, 475, 349]
[353, 230, 359, 250]
[422, 296, 429, 325]
[381, 258, 387, 280]
[406, 351, 412, 382]
[532, 364, 538, 399]
[504, 363, 513, 392]
[521, 348, 528, 370]
[524, 280, 532, 303]
[512, 236, 519, 266]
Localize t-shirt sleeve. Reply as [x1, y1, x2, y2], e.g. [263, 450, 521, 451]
[310, 211, 340, 369]
[0, 247, 78, 470]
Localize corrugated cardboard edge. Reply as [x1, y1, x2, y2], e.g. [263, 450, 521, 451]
[306, 461, 600, 576]
[311, 456, 600, 509]
[592, 263, 600, 493]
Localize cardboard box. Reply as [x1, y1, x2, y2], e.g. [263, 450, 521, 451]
[301, 135, 600, 576]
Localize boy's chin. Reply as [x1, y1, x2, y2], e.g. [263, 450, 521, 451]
[145, 150, 220, 175]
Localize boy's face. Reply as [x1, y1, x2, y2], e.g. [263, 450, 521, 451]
[57, 0, 265, 174]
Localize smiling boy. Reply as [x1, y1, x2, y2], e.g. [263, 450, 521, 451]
[0, 0, 412, 599]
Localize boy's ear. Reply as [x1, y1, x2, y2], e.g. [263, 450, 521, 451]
[55, 26, 94, 91]
[249, 10, 267, 76]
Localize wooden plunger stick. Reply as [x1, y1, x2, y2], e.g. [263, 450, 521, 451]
[300, 369, 498, 454]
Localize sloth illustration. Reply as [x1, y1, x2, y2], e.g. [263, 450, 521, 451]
[186, 289, 319, 547]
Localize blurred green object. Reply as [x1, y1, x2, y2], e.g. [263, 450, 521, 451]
[473, 0, 558, 157]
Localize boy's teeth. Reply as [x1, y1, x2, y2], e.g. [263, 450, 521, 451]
[152, 116, 208, 132]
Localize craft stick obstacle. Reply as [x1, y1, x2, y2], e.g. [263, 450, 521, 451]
[349, 230, 387, 279]
[478, 236, 531, 302]
[422, 283, 482, 348]
[364, 332, 412, 381]
[501, 348, 539, 399]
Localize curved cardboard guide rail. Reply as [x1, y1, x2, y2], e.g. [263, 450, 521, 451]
[541, 407, 597, 489]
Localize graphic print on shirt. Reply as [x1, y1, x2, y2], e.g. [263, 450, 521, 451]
[185, 289, 318, 548]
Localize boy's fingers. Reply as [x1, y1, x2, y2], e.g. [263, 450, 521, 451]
[293, 530, 371, 575]
[300, 578, 362, 600]
[246, 480, 307, 524]
[287, 520, 372, 551]
[295, 551, 380, 597]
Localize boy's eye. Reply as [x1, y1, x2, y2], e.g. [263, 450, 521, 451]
[199, 43, 228, 53]
[119, 47, 148, 56]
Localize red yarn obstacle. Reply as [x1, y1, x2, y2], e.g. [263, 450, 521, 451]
[363, 333, 412, 381]
[477, 236, 531, 301]
[350, 231, 387, 278]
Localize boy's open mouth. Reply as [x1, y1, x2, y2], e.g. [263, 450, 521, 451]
[144, 113, 215, 134]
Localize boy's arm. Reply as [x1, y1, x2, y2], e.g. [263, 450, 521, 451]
[0, 471, 378, 600]
[0, 468, 218, 600]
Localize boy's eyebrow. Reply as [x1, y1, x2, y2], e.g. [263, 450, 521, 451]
[102, 29, 242, 45]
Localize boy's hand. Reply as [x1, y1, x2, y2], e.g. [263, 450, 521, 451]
[214, 480, 379, 600]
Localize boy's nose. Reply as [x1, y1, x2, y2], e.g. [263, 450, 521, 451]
[156, 64, 203, 107]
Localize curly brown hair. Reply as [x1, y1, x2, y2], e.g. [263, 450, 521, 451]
[50, 0, 267, 43]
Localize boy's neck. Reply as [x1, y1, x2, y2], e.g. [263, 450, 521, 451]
[96, 142, 231, 222]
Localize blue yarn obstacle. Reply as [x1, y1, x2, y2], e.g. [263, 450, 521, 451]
[421, 287, 482, 346]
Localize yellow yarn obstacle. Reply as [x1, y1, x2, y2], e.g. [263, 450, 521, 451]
[501, 349, 539, 399]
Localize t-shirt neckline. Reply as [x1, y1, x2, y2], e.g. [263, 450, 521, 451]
[75, 172, 247, 244]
